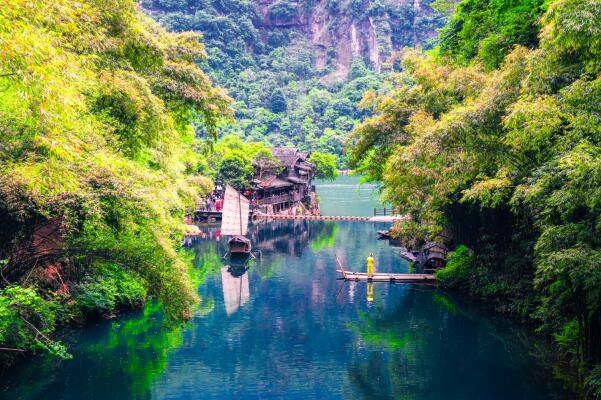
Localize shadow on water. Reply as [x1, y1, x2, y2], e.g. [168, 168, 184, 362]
[345, 287, 568, 400]
[0, 219, 573, 400]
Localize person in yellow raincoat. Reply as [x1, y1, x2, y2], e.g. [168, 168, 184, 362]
[367, 252, 374, 277]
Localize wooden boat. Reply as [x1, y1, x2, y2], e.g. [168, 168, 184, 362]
[422, 242, 448, 269]
[221, 185, 252, 254]
[228, 235, 251, 255]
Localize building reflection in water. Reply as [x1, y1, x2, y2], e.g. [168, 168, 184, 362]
[187, 220, 339, 314]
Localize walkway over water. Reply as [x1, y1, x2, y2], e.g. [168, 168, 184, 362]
[195, 210, 402, 223]
[262, 214, 402, 222]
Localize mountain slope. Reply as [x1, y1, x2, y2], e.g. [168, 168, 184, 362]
[141, 0, 446, 164]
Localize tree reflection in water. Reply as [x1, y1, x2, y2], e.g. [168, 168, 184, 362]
[345, 286, 567, 400]
[0, 220, 570, 400]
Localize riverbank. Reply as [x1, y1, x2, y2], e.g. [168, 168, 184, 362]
[0, 0, 230, 369]
[0, 219, 573, 399]
[0, 177, 575, 399]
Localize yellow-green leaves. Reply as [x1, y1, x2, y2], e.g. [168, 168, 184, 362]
[542, 0, 601, 74]
[0, 0, 231, 320]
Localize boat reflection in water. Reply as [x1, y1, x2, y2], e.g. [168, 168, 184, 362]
[221, 253, 251, 315]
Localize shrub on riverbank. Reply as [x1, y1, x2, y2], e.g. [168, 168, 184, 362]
[0, 0, 230, 366]
[435, 245, 473, 288]
[0, 286, 67, 366]
[350, 0, 601, 394]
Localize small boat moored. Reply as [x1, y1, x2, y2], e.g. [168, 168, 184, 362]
[221, 185, 252, 255]
[228, 235, 252, 255]
[422, 242, 448, 271]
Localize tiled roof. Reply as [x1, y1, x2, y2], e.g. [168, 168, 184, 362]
[270, 147, 310, 166]
[258, 176, 293, 189]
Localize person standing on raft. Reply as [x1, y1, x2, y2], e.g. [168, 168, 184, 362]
[367, 252, 375, 278]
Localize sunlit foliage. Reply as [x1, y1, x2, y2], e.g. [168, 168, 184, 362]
[309, 152, 339, 181]
[349, 0, 601, 391]
[0, 0, 231, 362]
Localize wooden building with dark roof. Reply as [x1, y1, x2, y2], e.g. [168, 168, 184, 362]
[252, 148, 318, 214]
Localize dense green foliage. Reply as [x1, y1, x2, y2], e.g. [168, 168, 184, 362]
[350, 0, 601, 393]
[0, 286, 68, 366]
[309, 152, 339, 181]
[438, 0, 547, 69]
[202, 135, 282, 189]
[0, 0, 230, 363]
[435, 245, 473, 287]
[140, 0, 445, 166]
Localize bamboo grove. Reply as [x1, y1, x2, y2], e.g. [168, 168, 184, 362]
[0, 0, 231, 365]
[349, 0, 601, 393]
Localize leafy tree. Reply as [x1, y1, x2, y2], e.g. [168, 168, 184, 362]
[269, 89, 288, 113]
[252, 149, 284, 179]
[217, 154, 253, 191]
[309, 152, 339, 180]
[437, 0, 547, 69]
[0, 0, 231, 365]
[349, 0, 601, 392]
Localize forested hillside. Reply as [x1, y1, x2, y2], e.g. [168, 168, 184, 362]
[0, 0, 230, 366]
[141, 0, 446, 166]
[349, 0, 601, 394]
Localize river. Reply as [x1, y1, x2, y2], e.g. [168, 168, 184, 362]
[0, 176, 571, 399]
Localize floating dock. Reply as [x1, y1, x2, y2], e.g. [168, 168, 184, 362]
[335, 256, 436, 284]
[337, 270, 436, 283]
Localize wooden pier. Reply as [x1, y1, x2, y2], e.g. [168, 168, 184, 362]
[338, 270, 436, 283]
[335, 256, 436, 284]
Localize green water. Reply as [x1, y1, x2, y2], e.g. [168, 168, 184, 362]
[0, 177, 572, 399]
[315, 175, 382, 217]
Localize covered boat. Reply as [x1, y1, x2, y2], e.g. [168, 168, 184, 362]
[228, 236, 251, 255]
[422, 242, 448, 270]
[221, 185, 252, 254]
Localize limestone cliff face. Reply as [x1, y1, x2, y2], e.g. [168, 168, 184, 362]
[255, 0, 441, 79]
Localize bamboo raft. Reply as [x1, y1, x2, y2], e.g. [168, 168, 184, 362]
[335, 256, 436, 284]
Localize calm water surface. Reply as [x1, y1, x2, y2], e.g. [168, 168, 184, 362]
[0, 178, 571, 399]
[315, 175, 382, 216]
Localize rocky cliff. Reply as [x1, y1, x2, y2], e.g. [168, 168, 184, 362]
[140, 0, 444, 160]
[142, 0, 443, 81]
[256, 0, 441, 79]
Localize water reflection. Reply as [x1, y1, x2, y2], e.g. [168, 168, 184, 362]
[0, 220, 571, 400]
[366, 282, 374, 305]
[0, 303, 185, 400]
